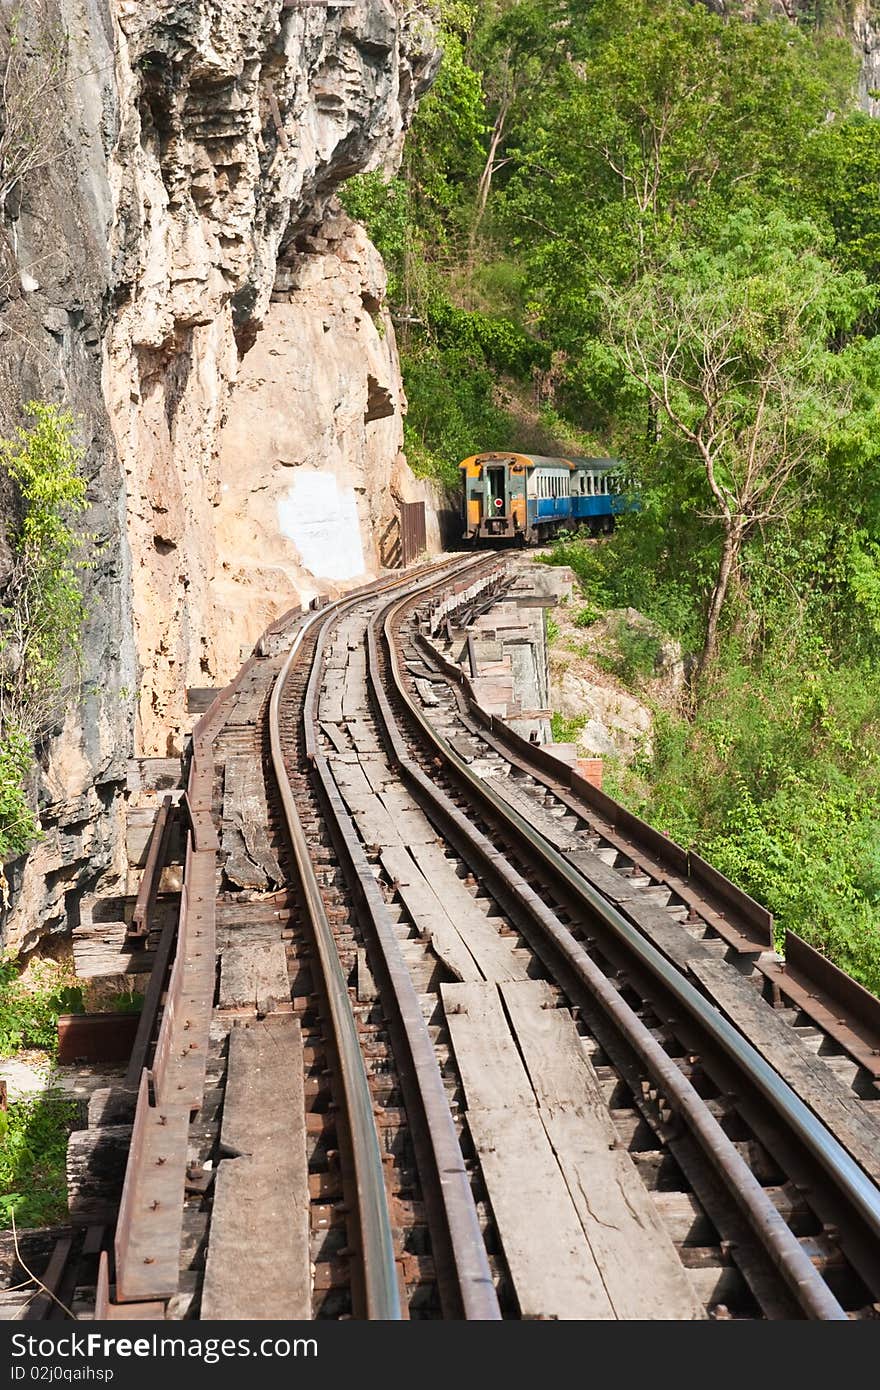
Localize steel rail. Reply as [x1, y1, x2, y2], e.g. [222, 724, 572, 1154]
[270, 599, 401, 1321]
[267, 554, 495, 1320]
[301, 575, 502, 1320]
[368, 578, 872, 1320]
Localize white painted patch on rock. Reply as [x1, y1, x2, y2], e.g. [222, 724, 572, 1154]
[278, 471, 365, 582]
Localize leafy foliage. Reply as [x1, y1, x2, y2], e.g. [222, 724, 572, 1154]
[347, 0, 880, 989]
[0, 725, 38, 859]
[0, 1090, 77, 1229]
[0, 402, 88, 864]
[604, 643, 880, 993]
[0, 957, 83, 1058]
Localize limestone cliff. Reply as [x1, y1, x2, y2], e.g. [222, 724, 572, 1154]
[0, 0, 440, 953]
[103, 0, 440, 755]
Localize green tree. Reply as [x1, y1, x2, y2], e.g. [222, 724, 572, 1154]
[800, 114, 880, 290]
[600, 212, 873, 675]
[0, 402, 88, 867]
[501, 0, 855, 340]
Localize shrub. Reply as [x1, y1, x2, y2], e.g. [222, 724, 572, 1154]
[551, 711, 587, 742]
[574, 604, 601, 628]
[0, 957, 83, 1058]
[0, 401, 88, 862]
[0, 1089, 77, 1229]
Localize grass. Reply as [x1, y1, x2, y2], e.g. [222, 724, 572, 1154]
[0, 954, 86, 1229]
[0, 956, 82, 1058]
[0, 1090, 77, 1229]
[551, 711, 588, 743]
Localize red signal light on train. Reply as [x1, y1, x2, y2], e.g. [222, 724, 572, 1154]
[494, 496, 503, 508]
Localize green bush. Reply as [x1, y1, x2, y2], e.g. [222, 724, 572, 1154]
[573, 604, 601, 628]
[0, 727, 39, 859]
[0, 1090, 77, 1229]
[0, 958, 83, 1058]
[401, 343, 515, 485]
[551, 711, 587, 742]
[0, 401, 88, 862]
[608, 644, 880, 993]
[597, 620, 662, 685]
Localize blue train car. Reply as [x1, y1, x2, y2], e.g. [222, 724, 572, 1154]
[570, 458, 625, 535]
[526, 458, 574, 538]
[460, 452, 627, 544]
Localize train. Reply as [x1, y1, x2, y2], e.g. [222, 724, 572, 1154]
[460, 452, 628, 545]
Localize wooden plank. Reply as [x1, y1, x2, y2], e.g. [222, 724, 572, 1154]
[72, 925, 155, 979]
[376, 782, 437, 844]
[486, 774, 582, 850]
[24, 1238, 72, 1320]
[500, 980, 703, 1320]
[331, 760, 375, 802]
[358, 758, 393, 795]
[380, 847, 482, 983]
[690, 957, 880, 1186]
[408, 841, 529, 982]
[414, 678, 441, 707]
[222, 755, 282, 891]
[346, 719, 381, 755]
[331, 763, 403, 847]
[566, 847, 645, 904]
[320, 672, 344, 723]
[67, 1125, 131, 1223]
[219, 942, 291, 1015]
[342, 652, 366, 720]
[442, 982, 613, 1319]
[467, 1105, 616, 1318]
[201, 1020, 309, 1316]
[440, 982, 539, 1112]
[320, 720, 348, 753]
[356, 948, 378, 1002]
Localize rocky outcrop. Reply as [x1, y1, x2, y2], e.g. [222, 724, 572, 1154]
[0, 1, 441, 952]
[210, 206, 439, 678]
[548, 605, 685, 763]
[103, 0, 440, 754]
[854, 1, 880, 115]
[0, 0, 132, 956]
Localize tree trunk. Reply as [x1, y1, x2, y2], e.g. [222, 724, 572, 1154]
[468, 99, 510, 258]
[698, 524, 740, 680]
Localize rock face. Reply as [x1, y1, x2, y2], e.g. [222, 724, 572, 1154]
[0, 0, 441, 953]
[0, 0, 132, 956]
[548, 605, 685, 763]
[854, 1, 880, 116]
[103, 0, 440, 754]
[210, 206, 441, 678]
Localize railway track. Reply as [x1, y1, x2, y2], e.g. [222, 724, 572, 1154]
[87, 550, 880, 1322]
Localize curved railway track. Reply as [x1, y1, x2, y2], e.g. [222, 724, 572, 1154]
[91, 550, 880, 1323]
